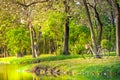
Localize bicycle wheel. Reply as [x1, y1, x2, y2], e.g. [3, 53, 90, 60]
[101, 48, 110, 58]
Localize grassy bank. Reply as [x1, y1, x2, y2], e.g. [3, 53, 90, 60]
[0, 53, 120, 75]
[0, 54, 81, 64]
[30, 56, 120, 75]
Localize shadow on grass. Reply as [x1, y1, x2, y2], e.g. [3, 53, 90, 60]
[10, 55, 81, 64]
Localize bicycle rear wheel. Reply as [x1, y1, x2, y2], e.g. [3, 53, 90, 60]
[101, 48, 110, 58]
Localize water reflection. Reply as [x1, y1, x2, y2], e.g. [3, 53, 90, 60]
[0, 64, 33, 80]
[0, 64, 120, 80]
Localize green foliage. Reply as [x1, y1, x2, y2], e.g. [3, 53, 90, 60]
[0, 8, 19, 47]
[38, 11, 66, 54]
[0, 0, 116, 56]
[103, 25, 115, 43]
[118, 0, 120, 5]
[101, 39, 112, 50]
[69, 19, 91, 54]
[5, 26, 30, 55]
[42, 11, 65, 39]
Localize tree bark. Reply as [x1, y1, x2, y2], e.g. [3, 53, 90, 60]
[83, 0, 100, 58]
[32, 26, 39, 57]
[26, 8, 36, 58]
[3, 46, 6, 57]
[88, 1, 103, 47]
[93, 7, 103, 46]
[63, 17, 69, 55]
[49, 39, 56, 53]
[43, 38, 46, 53]
[113, 0, 120, 56]
[106, 0, 115, 42]
[36, 30, 41, 55]
[63, 0, 70, 55]
[29, 24, 36, 58]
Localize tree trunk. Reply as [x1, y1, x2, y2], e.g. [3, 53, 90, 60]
[88, 1, 103, 47]
[36, 30, 41, 56]
[113, 0, 120, 56]
[62, 0, 70, 55]
[83, 0, 101, 58]
[93, 6, 103, 46]
[109, 11, 115, 42]
[50, 39, 56, 53]
[26, 8, 36, 58]
[106, 0, 115, 42]
[3, 46, 6, 57]
[43, 38, 46, 53]
[32, 27, 39, 57]
[3, 45, 9, 57]
[63, 17, 69, 55]
[29, 24, 36, 58]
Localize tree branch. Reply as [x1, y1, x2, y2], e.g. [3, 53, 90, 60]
[12, 0, 49, 7]
[27, 0, 49, 7]
[87, 2, 96, 9]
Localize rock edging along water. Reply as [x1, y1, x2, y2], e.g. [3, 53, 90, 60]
[28, 65, 73, 76]
[28, 62, 120, 77]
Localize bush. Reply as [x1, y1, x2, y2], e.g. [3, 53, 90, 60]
[70, 44, 85, 55]
[5, 26, 30, 55]
[101, 39, 112, 50]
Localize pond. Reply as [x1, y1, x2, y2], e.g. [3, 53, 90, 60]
[0, 64, 120, 80]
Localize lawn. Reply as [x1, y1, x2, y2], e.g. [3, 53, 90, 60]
[0, 53, 120, 75]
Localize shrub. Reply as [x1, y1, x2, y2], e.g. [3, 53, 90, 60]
[101, 39, 112, 50]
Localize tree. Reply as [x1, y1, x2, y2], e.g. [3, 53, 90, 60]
[83, 0, 101, 58]
[11, 0, 49, 58]
[5, 26, 30, 57]
[42, 10, 65, 54]
[62, 0, 70, 55]
[69, 23, 90, 55]
[0, 1, 21, 57]
[113, 0, 120, 56]
[87, 0, 103, 46]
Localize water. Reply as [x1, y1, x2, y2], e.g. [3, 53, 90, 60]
[0, 64, 120, 80]
[0, 64, 33, 80]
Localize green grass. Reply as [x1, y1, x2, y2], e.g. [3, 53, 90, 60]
[0, 51, 116, 64]
[32, 56, 120, 75]
[0, 54, 81, 64]
[0, 53, 120, 75]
